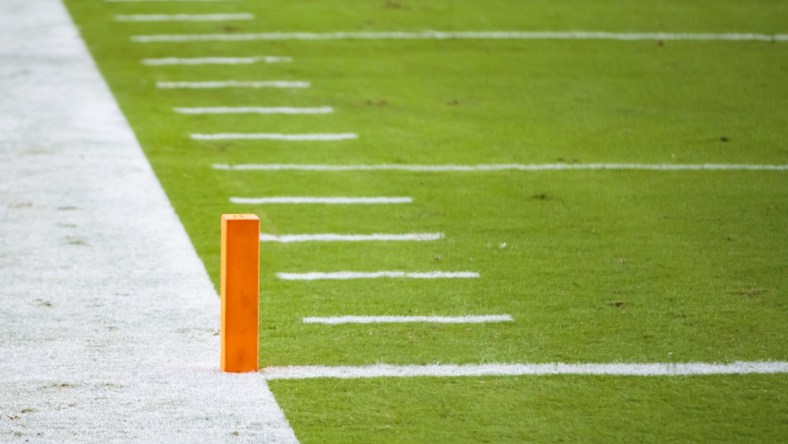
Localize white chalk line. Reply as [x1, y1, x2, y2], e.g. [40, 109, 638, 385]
[115, 13, 253, 22]
[0, 0, 297, 438]
[192, 133, 358, 141]
[143, 56, 292, 65]
[157, 80, 310, 89]
[260, 233, 444, 243]
[303, 315, 513, 325]
[231, 196, 413, 204]
[263, 361, 788, 380]
[109, 0, 239, 2]
[212, 163, 788, 172]
[276, 271, 480, 281]
[175, 106, 334, 115]
[131, 30, 788, 43]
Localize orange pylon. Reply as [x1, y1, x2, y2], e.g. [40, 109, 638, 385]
[220, 214, 260, 372]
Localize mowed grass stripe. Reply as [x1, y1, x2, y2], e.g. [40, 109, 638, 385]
[302, 315, 514, 325]
[213, 163, 788, 172]
[143, 56, 292, 65]
[131, 31, 788, 43]
[264, 361, 788, 380]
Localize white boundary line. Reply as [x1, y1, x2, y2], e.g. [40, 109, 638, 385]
[231, 196, 413, 204]
[193, 133, 358, 141]
[0, 0, 297, 440]
[115, 13, 253, 22]
[303, 315, 513, 325]
[276, 271, 480, 280]
[175, 106, 334, 115]
[260, 233, 444, 242]
[109, 0, 239, 2]
[131, 30, 788, 43]
[213, 163, 788, 172]
[143, 56, 292, 65]
[157, 80, 310, 89]
[264, 361, 788, 380]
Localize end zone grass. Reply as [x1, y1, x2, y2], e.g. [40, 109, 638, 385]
[65, 0, 787, 441]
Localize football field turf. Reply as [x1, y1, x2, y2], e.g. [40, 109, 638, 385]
[64, 0, 787, 441]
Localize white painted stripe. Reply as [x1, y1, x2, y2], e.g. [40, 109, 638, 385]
[115, 13, 253, 22]
[260, 233, 444, 242]
[131, 31, 788, 43]
[213, 163, 788, 172]
[0, 0, 297, 439]
[276, 271, 480, 280]
[110, 0, 239, 2]
[264, 361, 788, 380]
[230, 196, 413, 204]
[175, 106, 334, 115]
[157, 80, 309, 89]
[143, 56, 292, 65]
[303, 315, 513, 325]
[192, 133, 358, 141]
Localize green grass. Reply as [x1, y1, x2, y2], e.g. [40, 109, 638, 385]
[64, 0, 787, 441]
[270, 375, 787, 443]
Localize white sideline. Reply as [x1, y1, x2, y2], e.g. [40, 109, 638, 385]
[213, 163, 788, 172]
[231, 196, 413, 204]
[144, 56, 292, 65]
[277, 271, 480, 280]
[0, 1, 297, 442]
[175, 106, 334, 115]
[115, 13, 253, 22]
[303, 315, 514, 325]
[158, 80, 310, 89]
[259, 233, 444, 242]
[192, 133, 358, 141]
[131, 30, 788, 43]
[264, 362, 788, 380]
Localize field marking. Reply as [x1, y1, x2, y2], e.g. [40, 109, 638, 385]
[109, 0, 239, 2]
[303, 315, 513, 325]
[231, 196, 413, 204]
[192, 133, 358, 141]
[175, 106, 334, 115]
[276, 271, 480, 280]
[143, 56, 292, 65]
[213, 163, 788, 172]
[157, 80, 310, 89]
[131, 30, 788, 43]
[115, 13, 253, 22]
[264, 361, 788, 380]
[0, 0, 297, 439]
[260, 233, 444, 243]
